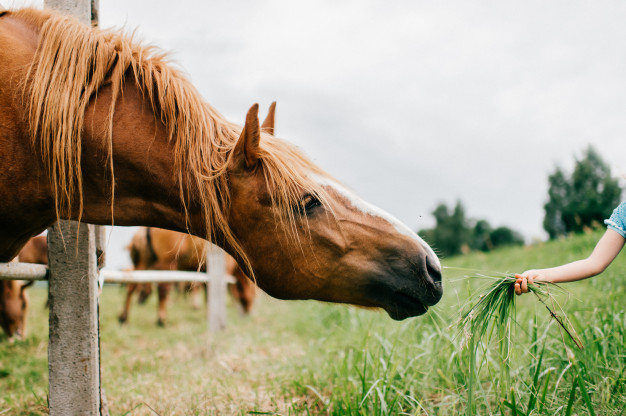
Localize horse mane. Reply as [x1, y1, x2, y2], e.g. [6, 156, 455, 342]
[14, 7, 330, 274]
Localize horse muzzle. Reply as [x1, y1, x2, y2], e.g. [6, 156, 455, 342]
[381, 253, 444, 320]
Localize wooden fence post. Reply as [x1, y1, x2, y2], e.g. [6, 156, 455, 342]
[47, 221, 101, 415]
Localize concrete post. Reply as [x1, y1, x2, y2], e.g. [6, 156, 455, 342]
[43, 2, 106, 415]
[44, 0, 90, 23]
[47, 221, 101, 415]
[206, 244, 227, 332]
[90, 0, 98, 25]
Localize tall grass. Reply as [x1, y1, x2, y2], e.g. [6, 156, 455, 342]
[456, 270, 584, 414]
[0, 230, 625, 414]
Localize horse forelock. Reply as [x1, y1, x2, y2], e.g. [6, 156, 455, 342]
[257, 136, 335, 241]
[18, 7, 333, 276]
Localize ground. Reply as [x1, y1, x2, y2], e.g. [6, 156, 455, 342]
[0, 229, 625, 415]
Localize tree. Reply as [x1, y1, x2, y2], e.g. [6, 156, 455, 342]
[418, 201, 523, 257]
[543, 146, 622, 239]
[471, 220, 493, 252]
[543, 168, 569, 239]
[419, 201, 471, 257]
[489, 226, 524, 248]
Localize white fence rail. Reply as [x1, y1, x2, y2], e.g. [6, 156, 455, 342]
[0, 262, 48, 280]
[102, 269, 235, 284]
[0, 264, 235, 285]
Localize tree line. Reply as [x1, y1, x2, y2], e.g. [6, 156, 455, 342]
[418, 146, 622, 257]
[418, 201, 524, 257]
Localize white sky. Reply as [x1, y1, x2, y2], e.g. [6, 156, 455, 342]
[7, 0, 626, 269]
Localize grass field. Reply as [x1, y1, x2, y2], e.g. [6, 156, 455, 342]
[1, 229, 625, 415]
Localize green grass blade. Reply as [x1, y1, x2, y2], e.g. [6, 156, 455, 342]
[526, 342, 545, 414]
[538, 369, 552, 413]
[611, 363, 626, 396]
[567, 348, 596, 416]
[501, 400, 525, 415]
[467, 335, 476, 416]
[574, 369, 595, 416]
[500, 388, 526, 416]
[510, 388, 518, 416]
[564, 377, 577, 416]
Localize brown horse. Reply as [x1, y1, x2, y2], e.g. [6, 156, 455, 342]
[16, 235, 48, 265]
[119, 227, 256, 326]
[0, 279, 31, 341]
[0, 8, 441, 321]
[0, 235, 45, 341]
[0, 274, 34, 341]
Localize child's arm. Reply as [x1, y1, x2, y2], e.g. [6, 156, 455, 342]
[514, 229, 625, 295]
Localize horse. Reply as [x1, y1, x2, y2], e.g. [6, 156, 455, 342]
[119, 227, 256, 326]
[0, 235, 46, 341]
[15, 234, 48, 265]
[0, 7, 442, 321]
[0, 279, 31, 342]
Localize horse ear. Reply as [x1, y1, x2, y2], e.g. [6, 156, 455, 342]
[261, 101, 276, 135]
[234, 104, 261, 169]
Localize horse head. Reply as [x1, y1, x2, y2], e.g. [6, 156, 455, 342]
[225, 104, 442, 320]
[0, 280, 33, 342]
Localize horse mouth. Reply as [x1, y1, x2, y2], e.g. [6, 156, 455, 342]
[384, 291, 429, 320]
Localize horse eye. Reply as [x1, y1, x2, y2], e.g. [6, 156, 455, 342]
[300, 194, 321, 213]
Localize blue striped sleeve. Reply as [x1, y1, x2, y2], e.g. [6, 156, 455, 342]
[604, 202, 626, 238]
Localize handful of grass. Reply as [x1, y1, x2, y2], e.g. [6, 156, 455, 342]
[456, 271, 583, 415]
[458, 272, 582, 350]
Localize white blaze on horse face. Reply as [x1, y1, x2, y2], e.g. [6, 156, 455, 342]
[313, 176, 441, 268]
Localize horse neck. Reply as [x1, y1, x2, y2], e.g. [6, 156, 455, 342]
[79, 79, 209, 237]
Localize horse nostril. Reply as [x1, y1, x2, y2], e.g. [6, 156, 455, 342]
[426, 256, 442, 284]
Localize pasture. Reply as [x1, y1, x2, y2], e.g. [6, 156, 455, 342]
[1, 229, 625, 415]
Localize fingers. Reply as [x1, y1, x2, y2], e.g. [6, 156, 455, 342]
[514, 274, 531, 296]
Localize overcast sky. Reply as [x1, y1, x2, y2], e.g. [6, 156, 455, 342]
[8, 0, 626, 269]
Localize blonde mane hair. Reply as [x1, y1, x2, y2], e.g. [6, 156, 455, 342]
[16, 7, 330, 273]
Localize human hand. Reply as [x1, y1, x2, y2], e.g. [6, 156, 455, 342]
[514, 270, 545, 295]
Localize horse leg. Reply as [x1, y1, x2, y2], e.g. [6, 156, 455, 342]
[175, 282, 185, 299]
[231, 267, 256, 315]
[189, 282, 202, 310]
[118, 283, 138, 324]
[18, 284, 30, 339]
[137, 283, 152, 304]
[156, 283, 172, 327]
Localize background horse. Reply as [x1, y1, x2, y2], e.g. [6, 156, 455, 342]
[119, 227, 256, 326]
[16, 235, 48, 265]
[0, 235, 45, 341]
[0, 8, 442, 320]
[0, 279, 32, 342]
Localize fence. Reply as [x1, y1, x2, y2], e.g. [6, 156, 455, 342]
[0, 221, 232, 415]
[0, 1, 235, 413]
